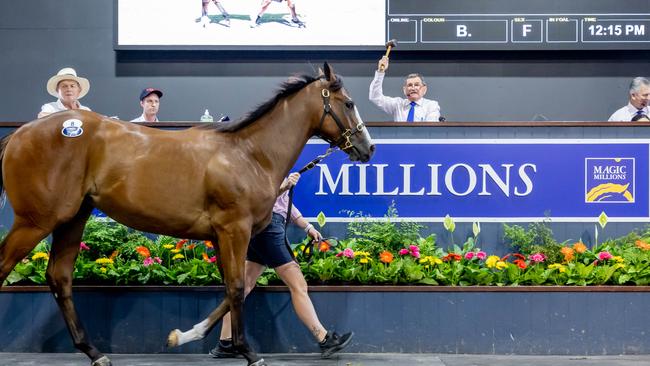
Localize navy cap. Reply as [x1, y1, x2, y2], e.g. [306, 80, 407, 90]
[139, 88, 163, 101]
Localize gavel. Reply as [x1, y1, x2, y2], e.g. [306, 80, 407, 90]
[379, 39, 397, 72]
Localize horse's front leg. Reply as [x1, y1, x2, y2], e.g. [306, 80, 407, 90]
[218, 221, 266, 366]
[47, 211, 110, 366]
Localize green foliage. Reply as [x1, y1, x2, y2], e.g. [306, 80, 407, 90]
[344, 202, 428, 255]
[6, 211, 650, 288]
[82, 216, 129, 258]
[503, 221, 564, 263]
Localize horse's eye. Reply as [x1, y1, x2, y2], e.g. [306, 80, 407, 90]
[345, 101, 355, 109]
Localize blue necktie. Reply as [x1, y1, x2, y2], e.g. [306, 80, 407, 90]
[406, 101, 416, 122]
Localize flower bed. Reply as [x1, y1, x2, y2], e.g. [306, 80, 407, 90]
[4, 209, 650, 287]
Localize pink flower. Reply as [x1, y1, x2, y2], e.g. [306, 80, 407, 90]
[343, 248, 355, 259]
[464, 252, 475, 260]
[336, 252, 344, 257]
[476, 251, 487, 260]
[410, 250, 420, 259]
[529, 253, 546, 263]
[409, 245, 420, 252]
[209, 256, 217, 263]
[154, 257, 162, 264]
[399, 249, 409, 256]
[598, 251, 613, 261]
[79, 242, 90, 251]
[143, 257, 154, 267]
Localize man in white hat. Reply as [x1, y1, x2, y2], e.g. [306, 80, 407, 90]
[38, 67, 91, 118]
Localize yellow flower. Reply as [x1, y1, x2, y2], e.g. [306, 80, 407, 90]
[163, 244, 174, 249]
[100, 267, 107, 273]
[612, 256, 624, 263]
[359, 258, 369, 264]
[486, 255, 500, 268]
[548, 263, 566, 273]
[95, 258, 114, 265]
[419, 256, 442, 266]
[356, 251, 371, 257]
[171, 248, 181, 253]
[31, 252, 49, 261]
[495, 261, 507, 270]
[614, 263, 625, 270]
[172, 254, 185, 260]
[293, 251, 298, 257]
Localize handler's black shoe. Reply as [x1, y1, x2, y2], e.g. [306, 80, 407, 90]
[319, 330, 354, 358]
[209, 339, 240, 358]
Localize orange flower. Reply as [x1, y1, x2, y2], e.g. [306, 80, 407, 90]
[204, 240, 214, 249]
[135, 246, 151, 258]
[187, 244, 196, 250]
[560, 246, 575, 262]
[379, 250, 394, 264]
[109, 250, 119, 261]
[176, 239, 188, 249]
[635, 239, 650, 251]
[573, 242, 587, 254]
[513, 259, 527, 269]
[202, 252, 210, 262]
[319, 241, 330, 252]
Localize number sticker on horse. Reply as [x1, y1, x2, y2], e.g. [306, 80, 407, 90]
[61, 119, 84, 137]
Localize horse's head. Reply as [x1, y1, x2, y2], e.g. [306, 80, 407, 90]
[314, 63, 375, 163]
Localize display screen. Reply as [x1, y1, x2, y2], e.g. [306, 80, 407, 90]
[115, 0, 650, 51]
[115, 0, 386, 50]
[388, 0, 650, 50]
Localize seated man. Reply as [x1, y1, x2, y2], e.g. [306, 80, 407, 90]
[131, 88, 163, 122]
[369, 56, 440, 122]
[608, 77, 650, 121]
[38, 67, 91, 118]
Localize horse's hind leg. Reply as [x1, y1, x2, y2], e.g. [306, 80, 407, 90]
[0, 218, 51, 285]
[46, 206, 110, 366]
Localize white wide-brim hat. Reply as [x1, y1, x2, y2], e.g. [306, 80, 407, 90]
[46, 67, 90, 99]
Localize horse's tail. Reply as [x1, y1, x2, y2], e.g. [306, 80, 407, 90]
[0, 132, 14, 208]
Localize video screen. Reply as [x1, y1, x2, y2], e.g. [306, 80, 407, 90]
[116, 0, 386, 49]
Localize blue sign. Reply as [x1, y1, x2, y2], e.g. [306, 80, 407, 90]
[291, 140, 650, 221]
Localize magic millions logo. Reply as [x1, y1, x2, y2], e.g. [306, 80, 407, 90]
[585, 158, 634, 203]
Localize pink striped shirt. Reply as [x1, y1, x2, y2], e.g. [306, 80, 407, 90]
[273, 190, 302, 223]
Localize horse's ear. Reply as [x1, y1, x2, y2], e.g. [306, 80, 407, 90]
[323, 62, 333, 81]
[317, 67, 324, 78]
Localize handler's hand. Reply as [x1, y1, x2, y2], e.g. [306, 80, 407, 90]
[280, 172, 301, 192]
[307, 227, 322, 242]
[378, 56, 389, 72]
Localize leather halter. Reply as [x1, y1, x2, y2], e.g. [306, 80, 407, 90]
[317, 88, 365, 152]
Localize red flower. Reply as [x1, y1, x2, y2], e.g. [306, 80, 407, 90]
[176, 239, 188, 249]
[442, 253, 462, 262]
[513, 259, 527, 269]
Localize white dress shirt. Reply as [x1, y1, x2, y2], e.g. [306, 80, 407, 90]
[369, 71, 440, 122]
[40, 99, 91, 114]
[131, 114, 159, 122]
[608, 103, 649, 121]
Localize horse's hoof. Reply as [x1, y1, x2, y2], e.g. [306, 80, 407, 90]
[248, 358, 267, 366]
[91, 355, 112, 366]
[166, 329, 181, 347]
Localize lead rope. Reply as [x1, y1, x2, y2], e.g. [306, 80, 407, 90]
[284, 146, 337, 261]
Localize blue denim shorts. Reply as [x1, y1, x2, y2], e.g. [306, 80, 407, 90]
[247, 213, 294, 268]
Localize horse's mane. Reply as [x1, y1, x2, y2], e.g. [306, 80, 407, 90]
[200, 73, 343, 133]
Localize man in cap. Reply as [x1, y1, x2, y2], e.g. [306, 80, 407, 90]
[38, 67, 91, 118]
[131, 88, 163, 122]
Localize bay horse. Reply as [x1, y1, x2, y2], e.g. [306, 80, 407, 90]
[0, 63, 374, 366]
